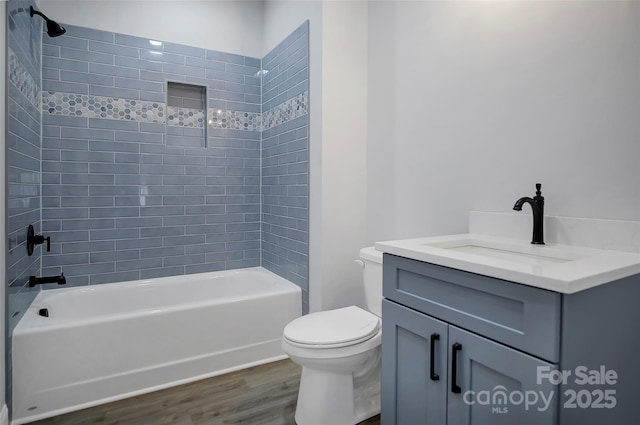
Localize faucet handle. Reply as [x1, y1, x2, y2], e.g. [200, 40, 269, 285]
[26, 225, 52, 255]
[535, 183, 542, 196]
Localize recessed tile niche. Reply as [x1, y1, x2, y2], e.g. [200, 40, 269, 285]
[167, 82, 206, 147]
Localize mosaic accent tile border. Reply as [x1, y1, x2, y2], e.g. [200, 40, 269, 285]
[43, 91, 165, 122]
[262, 91, 309, 131]
[9, 48, 41, 109]
[207, 109, 261, 131]
[167, 106, 205, 128]
[43, 90, 309, 132]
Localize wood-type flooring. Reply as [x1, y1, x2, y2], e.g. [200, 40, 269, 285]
[30, 359, 381, 425]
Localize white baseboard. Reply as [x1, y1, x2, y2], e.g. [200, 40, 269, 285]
[0, 404, 8, 425]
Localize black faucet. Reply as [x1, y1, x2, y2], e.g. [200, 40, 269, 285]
[513, 183, 545, 245]
[29, 273, 66, 287]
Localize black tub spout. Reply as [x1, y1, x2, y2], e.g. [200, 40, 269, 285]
[29, 273, 66, 287]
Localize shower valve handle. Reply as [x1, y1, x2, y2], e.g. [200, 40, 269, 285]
[26, 224, 51, 255]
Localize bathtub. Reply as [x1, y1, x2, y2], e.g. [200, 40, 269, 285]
[12, 267, 301, 424]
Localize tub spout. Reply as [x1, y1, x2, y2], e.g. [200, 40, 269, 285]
[29, 273, 66, 287]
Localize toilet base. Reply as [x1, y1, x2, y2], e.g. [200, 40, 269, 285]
[293, 350, 380, 425]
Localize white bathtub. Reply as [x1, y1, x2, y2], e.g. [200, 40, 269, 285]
[12, 267, 301, 424]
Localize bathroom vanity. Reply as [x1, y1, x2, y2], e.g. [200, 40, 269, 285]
[377, 232, 640, 425]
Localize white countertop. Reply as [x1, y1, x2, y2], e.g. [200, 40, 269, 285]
[375, 233, 640, 294]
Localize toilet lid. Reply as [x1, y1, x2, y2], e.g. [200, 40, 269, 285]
[283, 306, 380, 348]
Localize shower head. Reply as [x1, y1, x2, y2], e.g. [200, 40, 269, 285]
[30, 6, 66, 37]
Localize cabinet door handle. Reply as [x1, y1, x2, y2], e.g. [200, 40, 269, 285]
[451, 343, 462, 394]
[430, 333, 440, 381]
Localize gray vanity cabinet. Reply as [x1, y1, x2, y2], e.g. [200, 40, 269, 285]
[381, 253, 560, 425]
[381, 252, 640, 425]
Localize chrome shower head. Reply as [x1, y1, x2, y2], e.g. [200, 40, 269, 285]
[30, 6, 66, 38]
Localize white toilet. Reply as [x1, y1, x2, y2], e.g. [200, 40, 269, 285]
[282, 247, 383, 425]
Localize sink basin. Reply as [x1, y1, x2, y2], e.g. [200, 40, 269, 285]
[421, 238, 581, 267]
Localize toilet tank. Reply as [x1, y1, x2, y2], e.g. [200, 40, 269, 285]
[359, 247, 383, 317]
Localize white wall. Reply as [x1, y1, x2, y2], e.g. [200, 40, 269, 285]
[368, 1, 640, 243]
[37, 0, 264, 57]
[316, 0, 368, 311]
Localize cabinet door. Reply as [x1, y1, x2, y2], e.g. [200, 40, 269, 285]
[447, 326, 558, 425]
[381, 300, 448, 425]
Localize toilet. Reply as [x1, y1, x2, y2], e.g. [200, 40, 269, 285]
[282, 247, 383, 425]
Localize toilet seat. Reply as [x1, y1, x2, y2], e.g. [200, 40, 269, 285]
[283, 306, 380, 349]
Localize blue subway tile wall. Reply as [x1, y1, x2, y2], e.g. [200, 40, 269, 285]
[41, 24, 263, 286]
[7, 0, 43, 331]
[261, 21, 310, 313]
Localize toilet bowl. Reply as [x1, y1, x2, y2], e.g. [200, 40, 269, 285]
[282, 247, 383, 425]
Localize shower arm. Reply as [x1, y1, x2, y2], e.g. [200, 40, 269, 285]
[30, 6, 51, 23]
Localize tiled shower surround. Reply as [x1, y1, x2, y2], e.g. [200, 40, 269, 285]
[7, 0, 43, 330]
[34, 22, 310, 309]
